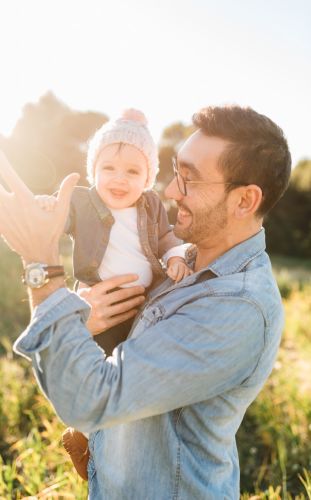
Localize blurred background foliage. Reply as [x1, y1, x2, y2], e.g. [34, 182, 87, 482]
[0, 92, 107, 193]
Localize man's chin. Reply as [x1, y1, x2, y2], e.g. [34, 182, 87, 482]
[173, 223, 192, 242]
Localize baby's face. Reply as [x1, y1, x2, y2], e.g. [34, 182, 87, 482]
[94, 143, 148, 209]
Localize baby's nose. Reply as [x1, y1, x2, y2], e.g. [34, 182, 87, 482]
[114, 171, 128, 182]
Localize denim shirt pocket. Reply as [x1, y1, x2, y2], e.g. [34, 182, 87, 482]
[139, 304, 164, 328]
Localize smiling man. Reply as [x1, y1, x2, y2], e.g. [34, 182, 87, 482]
[0, 105, 291, 499]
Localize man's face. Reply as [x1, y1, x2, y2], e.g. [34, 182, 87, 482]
[165, 131, 231, 245]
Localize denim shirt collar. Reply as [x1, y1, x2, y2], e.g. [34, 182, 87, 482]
[209, 228, 266, 276]
[186, 228, 266, 278]
[148, 229, 266, 305]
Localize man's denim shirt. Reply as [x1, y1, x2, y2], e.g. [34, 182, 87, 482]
[14, 229, 284, 500]
[66, 186, 179, 285]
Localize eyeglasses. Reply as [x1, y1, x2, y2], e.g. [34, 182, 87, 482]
[172, 157, 248, 196]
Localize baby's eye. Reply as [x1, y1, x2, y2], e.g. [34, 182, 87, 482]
[128, 169, 140, 175]
[102, 165, 114, 171]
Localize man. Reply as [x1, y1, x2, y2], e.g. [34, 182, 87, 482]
[0, 105, 291, 499]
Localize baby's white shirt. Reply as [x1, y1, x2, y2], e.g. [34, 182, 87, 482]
[98, 207, 153, 288]
[98, 206, 187, 288]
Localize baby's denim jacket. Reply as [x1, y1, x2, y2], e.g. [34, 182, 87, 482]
[65, 186, 181, 286]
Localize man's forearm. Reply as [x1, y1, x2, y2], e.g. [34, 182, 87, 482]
[28, 277, 67, 311]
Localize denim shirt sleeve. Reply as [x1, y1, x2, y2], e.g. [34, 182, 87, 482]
[14, 289, 265, 434]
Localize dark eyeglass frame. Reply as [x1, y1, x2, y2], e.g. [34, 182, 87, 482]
[172, 157, 248, 196]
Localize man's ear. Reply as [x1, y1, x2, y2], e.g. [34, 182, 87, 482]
[233, 185, 263, 219]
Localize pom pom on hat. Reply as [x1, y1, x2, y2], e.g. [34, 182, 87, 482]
[120, 108, 148, 125]
[87, 108, 158, 189]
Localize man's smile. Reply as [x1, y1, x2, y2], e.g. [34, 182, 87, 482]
[176, 204, 192, 223]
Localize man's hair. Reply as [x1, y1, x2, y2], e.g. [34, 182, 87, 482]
[192, 106, 291, 216]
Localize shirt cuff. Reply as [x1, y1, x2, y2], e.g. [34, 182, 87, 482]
[13, 288, 91, 360]
[162, 243, 192, 266]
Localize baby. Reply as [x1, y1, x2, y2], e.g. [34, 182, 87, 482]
[36, 109, 192, 479]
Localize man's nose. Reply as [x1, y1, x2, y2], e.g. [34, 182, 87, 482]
[165, 176, 182, 200]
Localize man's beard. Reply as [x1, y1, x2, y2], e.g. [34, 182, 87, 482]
[173, 197, 228, 244]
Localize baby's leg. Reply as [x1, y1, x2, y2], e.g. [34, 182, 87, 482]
[93, 286, 135, 355]
[94, 316, 134, 355]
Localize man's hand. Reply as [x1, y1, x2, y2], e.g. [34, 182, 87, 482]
[0, 151, 79, 264]
[77, 275, 146, 335]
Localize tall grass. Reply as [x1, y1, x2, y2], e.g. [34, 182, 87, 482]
[0, 243, 310, 498]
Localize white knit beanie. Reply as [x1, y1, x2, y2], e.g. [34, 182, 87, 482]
[87, 109, 159, 189]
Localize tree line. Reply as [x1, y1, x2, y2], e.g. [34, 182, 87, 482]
[0, 92, 309, 258]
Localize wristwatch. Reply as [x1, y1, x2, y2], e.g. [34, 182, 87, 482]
[22, 263, 65, 289]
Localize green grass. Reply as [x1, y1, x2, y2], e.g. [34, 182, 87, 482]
[271, 255, 311, 299]
[238, 295, 311, 497]
[0, 243, 310, 498]
[0, 354, 88, 498]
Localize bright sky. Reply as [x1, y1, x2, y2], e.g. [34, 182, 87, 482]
[0, 0, 310, 166]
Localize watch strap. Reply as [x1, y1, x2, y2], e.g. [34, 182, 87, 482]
[43, 265, 65, 278]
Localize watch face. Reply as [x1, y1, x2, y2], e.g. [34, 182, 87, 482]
[28, 268, 45, 287]
[23, 263, 64, 288]
[25, 265, 47, 288]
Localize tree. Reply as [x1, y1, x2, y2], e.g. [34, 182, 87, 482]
[265, 160, 311, 258]
[291, 159, 311, 191]
[1, 92, 107, 193]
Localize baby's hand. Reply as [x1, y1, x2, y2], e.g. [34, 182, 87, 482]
[35, 194, 57, 212]
[166, 257, 193, 283]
